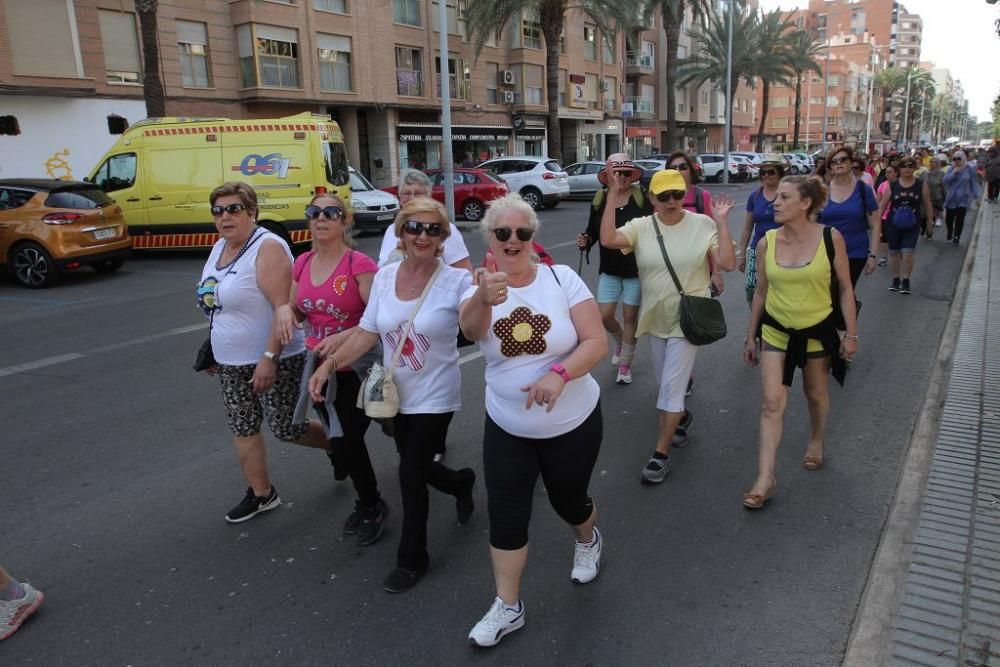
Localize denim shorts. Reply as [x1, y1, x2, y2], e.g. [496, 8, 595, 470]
[596, 273, 641, 306]
[885, 223, 919, 254]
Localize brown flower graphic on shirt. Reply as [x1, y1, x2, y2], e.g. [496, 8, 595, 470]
[493, 306, 552, 357]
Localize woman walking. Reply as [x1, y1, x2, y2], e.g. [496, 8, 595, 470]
[943, 151, 982, 245]
[926, 156, 946, 228]
[815, 146, 880, 287]
[275, 193, 388, 546]
[742, 176, 858, 509]
[877, 158, 934, 294]
[309, 197, 476, 593]
[737, 154, 785, 304]
[197, 182, 331, 523]
[599, 168, 735, 484]
[984, 144, 1000, 203]
[577, 154, 651, 384]
[460, 194, 607, 647]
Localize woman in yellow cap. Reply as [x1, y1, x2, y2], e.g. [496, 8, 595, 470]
[599, 166, 735, 484]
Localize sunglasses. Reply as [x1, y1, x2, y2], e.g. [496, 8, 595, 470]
[899, 163, 915, 169]
[211, 203, 248, 216]
[759, 169, 779, 177]
[402, 220, 443, 237]
[830, 156, 851, 166]
[655, 190, 686, 202]
[668, 163, 690, 171]
[306, 205, 344, 220]
[953, 157, 963, 163]
[492, 226, 534, 242]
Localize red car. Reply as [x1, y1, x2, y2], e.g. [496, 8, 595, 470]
[386, 168, 508, 222]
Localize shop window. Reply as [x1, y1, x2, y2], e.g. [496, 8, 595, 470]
[394, 0, 421, 27]
[99, 10, 142, 84]
[314, 0, 347, 12]
[584, 25, 597, 61]
[4, 0, 84, 77]
[177, 20, 211, 88]
[521, 12, 542, 50]
[318, 34, 352, 92]
[396, 46, 423, 96]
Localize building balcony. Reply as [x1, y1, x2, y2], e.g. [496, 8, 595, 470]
[625, 51, 655, 77]
[625, 96, 655, 119]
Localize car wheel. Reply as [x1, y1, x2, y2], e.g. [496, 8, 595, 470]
[520, 188, 543, 210]
[462, 199, 484, 222]
[788, 165, 799, 175]
[711, 172, 723, 183]
[92, 258, 125, 273]
[11, 242, 59, 288]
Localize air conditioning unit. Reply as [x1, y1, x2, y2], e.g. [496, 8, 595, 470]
[463, 69, 472, 81]
[500, 70, 515, 86]
[502, 90, 515, 104]
[599, 80, 610, 92]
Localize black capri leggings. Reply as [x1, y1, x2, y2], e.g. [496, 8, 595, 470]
[483, 402, 602, 551]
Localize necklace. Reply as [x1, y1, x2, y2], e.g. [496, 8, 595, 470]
[215, 228, 260, 272]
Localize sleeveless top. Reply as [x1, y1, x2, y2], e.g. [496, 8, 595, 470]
[198, 229, 305, 365]
[761, 228, 832, 353]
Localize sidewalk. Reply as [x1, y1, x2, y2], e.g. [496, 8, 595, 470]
[846, 199, 1000, 666]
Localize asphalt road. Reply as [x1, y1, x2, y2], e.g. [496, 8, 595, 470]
[0, 186, 971, 666]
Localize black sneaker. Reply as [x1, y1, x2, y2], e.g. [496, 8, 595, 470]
[343, 500, 363, 536]
[456, 468, 476, 525]
[952, 237, 960, 246]
[225, 486, 280, 523]
[357, 498, 389, 547]
[889, 278, 900, 292]
[383, 566, 425, 593]
[900, 279, 911, 295]
[671, 410, 694, 448]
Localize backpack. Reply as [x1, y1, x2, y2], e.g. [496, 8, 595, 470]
[889, 180, 920, 230]
[822, 226, 861, 330]
[688, 186, 705, 214]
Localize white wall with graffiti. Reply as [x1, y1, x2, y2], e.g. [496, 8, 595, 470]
[0, 95, 147, 181]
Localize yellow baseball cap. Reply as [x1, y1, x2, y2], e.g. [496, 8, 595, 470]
[649, 169, 687, 195]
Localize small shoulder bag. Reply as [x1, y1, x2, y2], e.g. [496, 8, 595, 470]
[652, 217, 727, 346]
[356, 262, 442, 419]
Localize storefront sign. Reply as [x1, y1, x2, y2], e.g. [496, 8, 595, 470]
[626, 127, 657, 138]
[398, 125, 513, 142]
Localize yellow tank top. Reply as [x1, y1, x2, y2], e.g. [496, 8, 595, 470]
[761, 228, 833, 353]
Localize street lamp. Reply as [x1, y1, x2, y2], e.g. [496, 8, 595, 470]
[900, 67, 915, 150]
[723, 0, 734, 184]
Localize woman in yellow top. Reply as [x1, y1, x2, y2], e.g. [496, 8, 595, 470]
[600, 167, 735, 484]
[742, 176, 858, 509]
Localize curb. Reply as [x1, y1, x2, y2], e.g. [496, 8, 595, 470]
[841, 197, 989, 666]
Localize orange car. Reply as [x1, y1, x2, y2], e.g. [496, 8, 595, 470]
[0, 179, 132, 287]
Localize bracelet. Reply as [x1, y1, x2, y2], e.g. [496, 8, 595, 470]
[549, 363, 571, 383]
[867, 253, 876, 259]
[843, 334, 859, 341]
[326, 356, 339, 373]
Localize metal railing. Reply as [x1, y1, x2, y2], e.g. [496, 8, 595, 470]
[625, 51, 654, 69]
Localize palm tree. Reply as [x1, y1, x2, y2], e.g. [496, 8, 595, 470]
[676, 3, 757, 150]
[872, 66, 906, 142]
[782, 30, 823, 149]
[465, 0, 633, 162]
[750, 9, 793, 152]
[898, 68, 934, 143]
[638, 0, 712, 153]
[135, 0, 166, 118]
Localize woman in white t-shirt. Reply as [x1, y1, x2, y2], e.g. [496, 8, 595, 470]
[196, 182, 329, 525]
[600, 167, 736, 485]
[308, 197, 475, 595]
[458, 194, 607, 648]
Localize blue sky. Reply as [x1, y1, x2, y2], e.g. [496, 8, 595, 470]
[758, 0, 1000, 121]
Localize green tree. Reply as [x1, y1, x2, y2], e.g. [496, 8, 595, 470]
[896, 67, 934, 143]
[750, 9, 794, 152]
[136, 0, 166, 118]
[638, 0, 712, 152]
[465, 0, 633, 162]
[676, 2, 757, 150]
[782, 29, 824, 149]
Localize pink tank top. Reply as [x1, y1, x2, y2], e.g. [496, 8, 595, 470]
[294, 249, 379, 350]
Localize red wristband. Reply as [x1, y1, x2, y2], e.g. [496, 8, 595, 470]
[550, 363, 571, 383]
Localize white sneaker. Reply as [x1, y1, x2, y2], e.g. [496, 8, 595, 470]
[0, 583, 44, 641]
[615, 363, 632, 384]
[468, 596, 525, 647]
[571, 527, 602, 584]
[610, 340, 622, 367]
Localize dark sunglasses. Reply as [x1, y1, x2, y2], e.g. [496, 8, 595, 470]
[655, 190, 686, 202]
[759, 169, 779, 177]
[402, 220, 443, 237]
[953, 157, 963, 163]
[492, 226, 534, 242]
[830, 156, 851, 166]
[899, 163, 915, 169]
[211, 203, 247, 216]
[306, 205, 344, 220]
[668, 163, 690, 171]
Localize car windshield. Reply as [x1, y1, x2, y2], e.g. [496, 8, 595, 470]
[544, 160, 563, 172]
[44, 188, 114, 209]
[349, 170, 374, 192]
[481, 172, 504, 184]
[322, 141, 350, 186]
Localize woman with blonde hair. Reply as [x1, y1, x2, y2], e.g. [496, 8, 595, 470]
[309, 197, 475, 593]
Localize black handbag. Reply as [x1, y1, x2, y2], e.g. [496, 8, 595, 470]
[652, 218, 727, 346]
[193, 336, 216, 372]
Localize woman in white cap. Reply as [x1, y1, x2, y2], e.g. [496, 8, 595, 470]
[942, 150, 981, 245]
[577, 154, 652, 384]
[599, 167, 736, 484]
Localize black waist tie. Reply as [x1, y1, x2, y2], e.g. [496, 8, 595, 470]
[758, 310, 847, 387]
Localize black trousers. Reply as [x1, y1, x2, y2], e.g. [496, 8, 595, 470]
[315, 372, 379, 508]
[848, 258, 867, 288]
[988, 179, 999, 201]
[392, 412, 466, 571]
[483, 403, 602, 551]
[945, 207, 968, 240]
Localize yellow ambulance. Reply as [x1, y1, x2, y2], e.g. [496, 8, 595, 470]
[86, 112, 349, 249]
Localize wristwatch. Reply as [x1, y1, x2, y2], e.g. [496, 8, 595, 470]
[263, 350, 278, 361]
[550, 364, 571, 383]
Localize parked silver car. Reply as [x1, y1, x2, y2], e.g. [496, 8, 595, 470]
[477, 156, 569, 210]
[564, 161, 605, 199]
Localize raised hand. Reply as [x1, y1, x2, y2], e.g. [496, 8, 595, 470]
[474, 267, 509, 306]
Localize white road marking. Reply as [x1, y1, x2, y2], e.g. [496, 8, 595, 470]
[0, 353, 85, 378]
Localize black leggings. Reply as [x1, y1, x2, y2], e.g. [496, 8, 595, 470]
[945, 207, 968, 240]
[483, 403, 602, 551]
[848, 258, 867, 288]
[315, 371, 379, 508]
